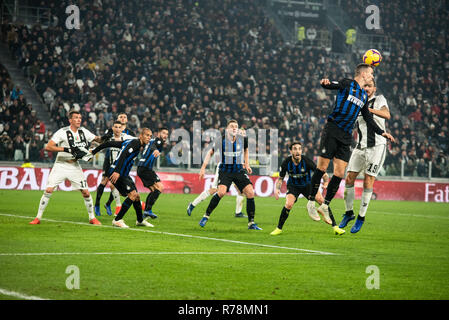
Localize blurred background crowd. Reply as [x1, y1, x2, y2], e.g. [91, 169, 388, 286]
[0, 0, 447, 177]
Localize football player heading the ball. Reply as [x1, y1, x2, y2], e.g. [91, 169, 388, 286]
[306, 64, 395, 235]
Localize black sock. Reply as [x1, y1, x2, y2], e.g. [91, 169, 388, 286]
[246, 198, 255, 223]
[146, 189, 161, 211]
[324, 175, 343, 205]
[278, 207, 290, 229]
[206, 193, 221, 216]
[308, 169, 325, 201]
[328, 206, 337, 227]
[115, 197, 133, 221]
[106, 192, 114, 206]
[357, 214, 365, 221]
[133, 200, 143, 223]
[345, 209, 354, 216]
[95, 184, 105, 206]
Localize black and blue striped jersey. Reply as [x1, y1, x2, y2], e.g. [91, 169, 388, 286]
[279, 156, 316, 187]
[137, 137, 164, 170]
[103, 132, 135, 164]
[92, 138, 143, 177]
[323, 78, 384, 135]
[213, 134, 248, 173]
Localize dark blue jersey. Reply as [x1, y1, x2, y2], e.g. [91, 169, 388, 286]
[324, 78, 371, 134]
[137, 137, 164, 170]
[279, 156, 316, 187]
[214, 134, 248, 173]
[107, 138, 143, 177]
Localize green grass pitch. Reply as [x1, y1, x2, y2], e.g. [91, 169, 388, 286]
[0, 189, 448, 300]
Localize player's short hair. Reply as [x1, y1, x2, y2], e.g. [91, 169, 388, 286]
[68, 109, 81, 119]
[141, 127, 152, 135]
[227, 119, 238, 127]
[159, 127, 169, 132]
[354, 63, 373, 77]
[117, 112, 128, 120]
[289, 141, 302, 150]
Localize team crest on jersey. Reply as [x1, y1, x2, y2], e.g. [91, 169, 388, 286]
[66, 129, 88, 148]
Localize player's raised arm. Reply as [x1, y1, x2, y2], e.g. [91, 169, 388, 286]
[199, 149, 214, 180]
[320, 79, 343, 90]
[92, 140, 123, 155]
[274, 159, 288, 200]
[369, 106, 390, 120]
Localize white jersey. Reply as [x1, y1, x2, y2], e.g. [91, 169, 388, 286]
[355, 94, 389, 149]
[50, 126, 96, 163]
[107, 133, 136, 163]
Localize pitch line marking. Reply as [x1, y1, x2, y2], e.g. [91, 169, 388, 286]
[0, 213, 338, 256]
[0, 288, 50, 300]
[258, 204, 449, 220]
[0, 251, 324, 256]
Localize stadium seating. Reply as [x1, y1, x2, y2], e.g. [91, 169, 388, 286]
[1, 0, 447, 177]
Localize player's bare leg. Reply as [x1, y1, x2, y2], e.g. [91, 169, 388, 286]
[30, 186, 55, 224]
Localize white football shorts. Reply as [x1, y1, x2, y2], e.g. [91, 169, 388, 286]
[46, 161, 88, 190]
[211, 163, 221, 189]
[347, 144, 387, 178]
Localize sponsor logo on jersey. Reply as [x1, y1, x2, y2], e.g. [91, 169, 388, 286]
[347, 94, 365, 107]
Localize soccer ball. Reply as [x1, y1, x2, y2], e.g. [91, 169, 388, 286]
[363, 49, 382, 67]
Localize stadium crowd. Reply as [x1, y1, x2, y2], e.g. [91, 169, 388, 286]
[0, 0, 447, 177]
[0, 63, 51, 162]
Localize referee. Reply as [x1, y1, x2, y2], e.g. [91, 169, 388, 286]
[306, 64, 395, 235]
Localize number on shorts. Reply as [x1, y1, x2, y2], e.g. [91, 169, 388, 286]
[367, 163, 378, 174]
[80, 180, 87, 188]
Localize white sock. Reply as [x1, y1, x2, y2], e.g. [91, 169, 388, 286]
[235, 194, 244, 213]
[84, 195, 95, 220]
[37, 192, 52, 219]
[344, 184, 355, 212]
[359, 188, 373, 218]
[192, 190, 211, 207]
[112, 188, 121, 206]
